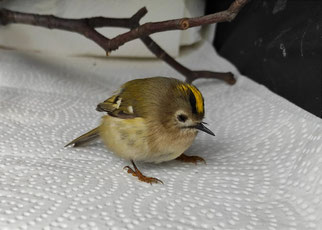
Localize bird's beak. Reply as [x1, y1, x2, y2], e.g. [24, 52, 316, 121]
[194, 123, 215, 136]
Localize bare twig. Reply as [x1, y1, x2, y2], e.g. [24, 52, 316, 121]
[139, 36, 235, 84]
[0, 0, 248, 84]
[105, 0, 249, 52]
[120, 9, 237, 84]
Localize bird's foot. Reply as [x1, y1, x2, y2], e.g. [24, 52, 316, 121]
[176, 154, 206, 164]
[123, 161, 163, 185]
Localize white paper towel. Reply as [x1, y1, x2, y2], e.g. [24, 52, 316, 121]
[0, 40, 321, 229]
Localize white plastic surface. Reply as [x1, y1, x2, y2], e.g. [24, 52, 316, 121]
[0, 41, 321, 229]
[0, 0, 206, 57]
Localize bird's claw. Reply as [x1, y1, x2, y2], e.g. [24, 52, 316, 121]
[123, 165, 163, 185]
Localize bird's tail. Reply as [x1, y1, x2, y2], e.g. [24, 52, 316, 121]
[65, 127, 100, 147]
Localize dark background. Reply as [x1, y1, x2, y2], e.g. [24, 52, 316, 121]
[206, 0, 322, 118]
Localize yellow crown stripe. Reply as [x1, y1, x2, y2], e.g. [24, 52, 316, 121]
[177, 84, 188, 92]
[177, 83, 204, 114]
[187, 85, 203, 113]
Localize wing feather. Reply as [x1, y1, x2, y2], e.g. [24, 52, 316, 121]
[96, 88, 137, 119]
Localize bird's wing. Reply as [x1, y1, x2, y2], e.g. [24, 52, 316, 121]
[96, 93, 138, 119]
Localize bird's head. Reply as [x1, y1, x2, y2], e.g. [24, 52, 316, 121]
[160, 82, 215, 136]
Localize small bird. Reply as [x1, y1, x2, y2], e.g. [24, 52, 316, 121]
[65, 77, 215, 184]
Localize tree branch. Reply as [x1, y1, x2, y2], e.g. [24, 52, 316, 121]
[139, 36, 235, 84]
[0, 0, 248, 84]
[105, 0, 249, 52]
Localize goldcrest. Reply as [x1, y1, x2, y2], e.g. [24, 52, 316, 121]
[65, 77, 214, 184]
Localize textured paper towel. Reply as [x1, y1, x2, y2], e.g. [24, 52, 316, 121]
[0, 41, 321, 230]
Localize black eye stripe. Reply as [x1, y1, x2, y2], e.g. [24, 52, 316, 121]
[189, 91, 197, 114]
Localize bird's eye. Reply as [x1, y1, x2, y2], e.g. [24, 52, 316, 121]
[177, 114, 188, 122]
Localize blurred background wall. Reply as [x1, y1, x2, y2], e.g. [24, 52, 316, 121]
[208, 0, 322, 118]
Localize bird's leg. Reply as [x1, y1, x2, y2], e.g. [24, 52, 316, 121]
[176, 153, 206, 164]
[123, 160, 163, 184]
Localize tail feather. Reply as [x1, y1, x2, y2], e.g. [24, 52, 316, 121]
[65, 127, 100, 147]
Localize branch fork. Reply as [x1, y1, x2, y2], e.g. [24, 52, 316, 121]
[0, 0, 249, 84]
